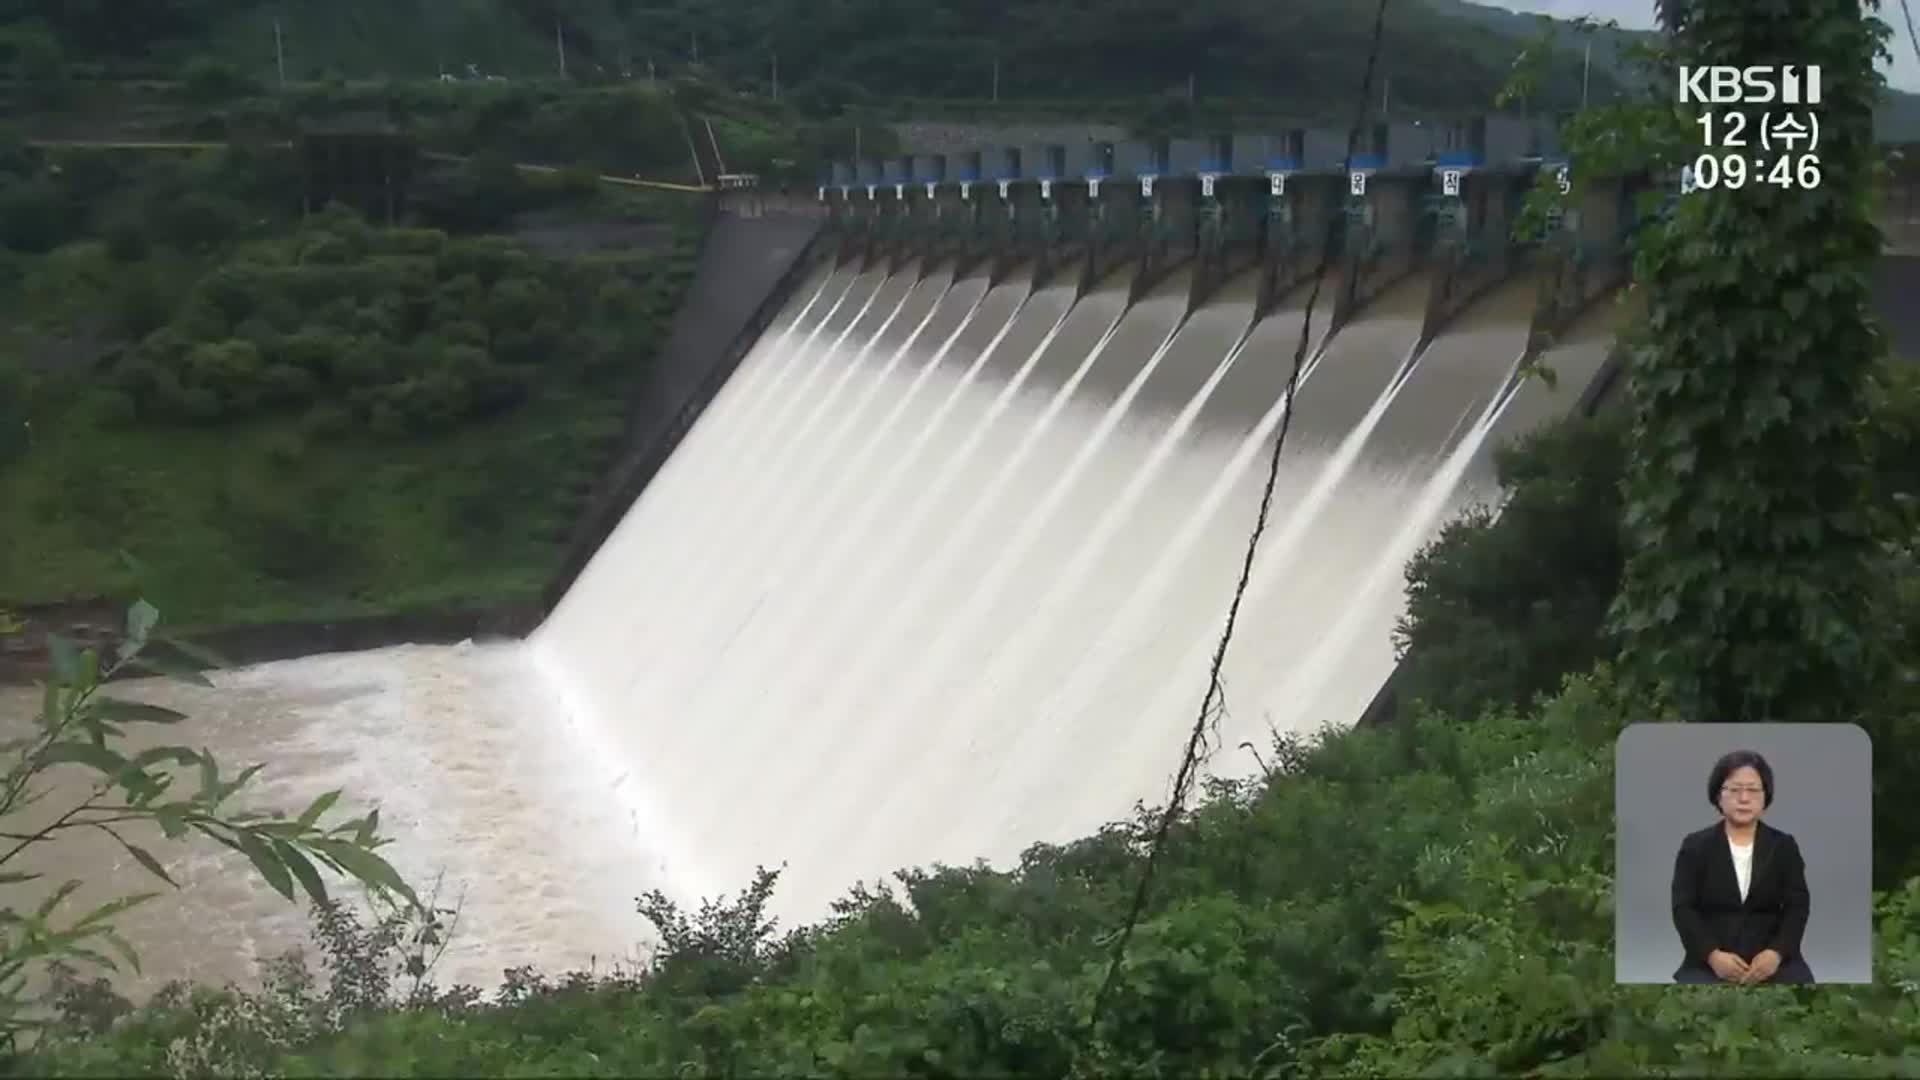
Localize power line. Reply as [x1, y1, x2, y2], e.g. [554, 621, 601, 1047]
[1899, 0, 1919, 73]
[1072, 0, 1395, 1065]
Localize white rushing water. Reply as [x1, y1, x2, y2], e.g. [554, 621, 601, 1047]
[0, 256, 1618, 994]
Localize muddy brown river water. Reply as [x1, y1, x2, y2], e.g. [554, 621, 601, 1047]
[0, 642, 671, 999]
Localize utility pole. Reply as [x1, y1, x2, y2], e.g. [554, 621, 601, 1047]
[274, 17, 286, 87]
[992, 56, 999, 102]
[772, 52, 779, 100]
[691, 30, 699, 64]
[705, 117, 728, 174]
[1581, 39, 1592, 110]
[555, 18, 567, 79]
[1382, 76, 1391, 117]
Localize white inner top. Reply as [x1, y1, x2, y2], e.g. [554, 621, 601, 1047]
[1730, 836, 1754, 902]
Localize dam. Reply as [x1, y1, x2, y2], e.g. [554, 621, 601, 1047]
[4, 115, 1913, 994]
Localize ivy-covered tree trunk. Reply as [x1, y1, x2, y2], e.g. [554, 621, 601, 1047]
[1610, 0, 1889, 722]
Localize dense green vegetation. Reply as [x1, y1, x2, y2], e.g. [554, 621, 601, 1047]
[0, 139, 701, 625]
[6, 0, 1619, 116]
[1395, 414, 1626, 725]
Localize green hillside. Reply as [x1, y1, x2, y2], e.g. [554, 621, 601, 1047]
[15, 0, 1919, 137]
[0, 141, 705, 628]
[12, 0, 1617, 113]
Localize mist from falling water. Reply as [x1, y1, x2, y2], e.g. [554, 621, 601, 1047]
[776, 283, 1091, 705]
[805, 293, 1139, 747]
[1198, 275, 1547, 745]
[948, 290, 1266, 722]
[675, 272, 1044, 799]
[537, 262, 1563, 923]
[675, 282, 1087, 817]
[689, 275, 1008, 708]
[889, 302, 1188, 719]
[0, 256, 1618, 996]
[665, 267, 942, 702]
[848, 272, 1276, 849]
[1267, 378, 1525, 733]
[1240, 292, 1620, 736]
[789, 291, 1176, 858]
[612, 266, 898, 685]
[964, 279, 1434, 854]
[545, 261, 853, 706]
[725, 267, 962, 610]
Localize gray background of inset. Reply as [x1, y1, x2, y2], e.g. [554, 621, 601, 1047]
[1614, 723, 1874, 984]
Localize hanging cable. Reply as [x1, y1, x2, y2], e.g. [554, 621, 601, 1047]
[1073, 0, 1395, 1064]
[1899, 0, 1920, 71]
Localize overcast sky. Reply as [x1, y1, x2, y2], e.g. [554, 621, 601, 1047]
[1491, 0, 1920, 92]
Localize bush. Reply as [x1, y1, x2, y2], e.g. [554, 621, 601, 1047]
[381, 228, 448, 256]
[182, 56, 260, 103]
[181, 339, 267, 415]
[69, 186, 691, 443]
[468, 362, 533, 416]
[0, 178, 74, 254]
[261, 429, 306, 467]
[216, 472, 359, 583]
[1394, 413, 1628, 722]
[417, 153, 533, 233]
[106, 264, 182, 337]
[101, 213, 152, 263]
[0, 129, 32, 180]
[301, 402, 353, 441]
[0, 361, 32, 465]
[4, 24, 67, 107]
[150, 191, 249, 254]
[260, 363, 318, 409]
[188, 113, 230, 142]
[87, 388, 137, 428]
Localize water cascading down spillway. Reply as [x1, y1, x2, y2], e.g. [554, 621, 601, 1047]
[531, 249, 1614, 925]
[0, 242, 1619, 996]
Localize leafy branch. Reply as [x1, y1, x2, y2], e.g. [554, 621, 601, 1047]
[0, 599, 415, 1048]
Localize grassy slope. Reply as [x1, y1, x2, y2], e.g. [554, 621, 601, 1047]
[0, 390, 620, 627]
[0, 148, 700, 627]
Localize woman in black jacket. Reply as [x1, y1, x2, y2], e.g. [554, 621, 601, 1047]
[1670, 749, 1815, 984]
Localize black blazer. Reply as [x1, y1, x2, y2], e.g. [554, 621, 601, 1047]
[1670, 820, 1811, 974]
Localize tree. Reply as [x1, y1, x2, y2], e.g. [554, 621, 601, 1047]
[1396, 415, 1628, 722]
[1605, 0, 1890, 723]
[0, 599, 415, 1051]
[2, 25, 68, 108]
[0, 361, 36, 466]
[181, 54, 259, 103]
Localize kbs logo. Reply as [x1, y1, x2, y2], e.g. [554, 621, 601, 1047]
[1678, 65, 1822, 105]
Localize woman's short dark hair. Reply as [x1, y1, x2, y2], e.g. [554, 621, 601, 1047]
[1708, 749, 1775, 808]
